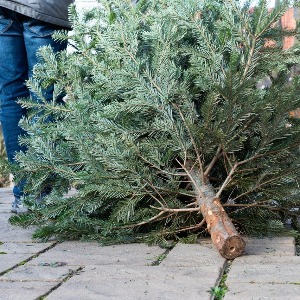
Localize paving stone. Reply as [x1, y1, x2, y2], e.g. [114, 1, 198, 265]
[227, 257, 300, 284]
[0, 188, 14, 204]
[0, 280, 56, 300]
[1, 221, 29, 231]
[231, 254, 300, 265]
[0, 254, 35, 274]
[0, 219, 35, 242]
[0, 228, 34, 242]
[0, 186, 298, 300]
[243, 243, 295, 256]
[0, 242, 55, 254]
[0, 204, 12, 213]
[244, 236, 295, 245]
[0, 265, 78, 282]
[0, 214, 10, 222]
[0, 199, 12, 205]
[0, 187, 13, 193]
[160, 243, 226, 268]
[224, 282, 300, 300]
[243, 237, 295, 256]
[47, 265, 216, 300]
[28, 242, 165, 267]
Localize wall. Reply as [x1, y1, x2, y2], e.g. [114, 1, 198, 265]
[74, 0, 99, 10]
[281, 8, 297, 50]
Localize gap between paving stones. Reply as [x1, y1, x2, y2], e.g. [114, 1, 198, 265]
[210, 260, 232, 300]
[150, 247, 173, 266]
[36, 241, 224, 300]
[0, 242, 59, 277]
[2, 186, 297, 300]
[36, 266, 84, 300]
[38, 252, 168, 300]
[1, 241, 83, 300]
[36, 245, 173, 299]
[1, 239, 228, 300]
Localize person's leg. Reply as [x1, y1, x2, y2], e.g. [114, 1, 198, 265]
[23, 17, 67, 102]
[0, 8, 29, 203]
[22, 17, 68, 198]
[0, 9, 67, 212]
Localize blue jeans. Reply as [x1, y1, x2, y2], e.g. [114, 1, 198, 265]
[0, 7, 67, 199]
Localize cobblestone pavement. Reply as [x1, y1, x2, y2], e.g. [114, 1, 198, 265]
[0, 187, 299, 300]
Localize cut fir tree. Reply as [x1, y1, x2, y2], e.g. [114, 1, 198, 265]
[9, 0, 300, 259]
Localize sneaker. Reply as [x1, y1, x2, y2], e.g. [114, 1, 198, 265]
[11, 198, 29, 214]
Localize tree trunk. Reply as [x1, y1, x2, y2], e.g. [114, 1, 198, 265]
[189, 169, 246, 259]
[199, 193, 246, 259]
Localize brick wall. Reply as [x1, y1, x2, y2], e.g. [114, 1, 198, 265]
[281, 8, 297, 50]
[281, 8, 300, 118]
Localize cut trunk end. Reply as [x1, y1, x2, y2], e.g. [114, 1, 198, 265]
[201, 198, 246, 259]
[213, 234, 246, 259]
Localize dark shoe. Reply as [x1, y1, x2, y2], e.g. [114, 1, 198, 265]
[11, 197, 29, 214]
[11, 186, 52, 214]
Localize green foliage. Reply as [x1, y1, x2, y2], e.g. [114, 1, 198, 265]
[9, 0, 300, 244]
[210, 261, 230, 299]
[210, 286, 228, 300]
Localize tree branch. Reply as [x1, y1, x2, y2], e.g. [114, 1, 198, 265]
[173, 103, 205, 183]
[215, 162, 238, 198]
[151, 205, 201, 213]
[204, 145, 222, 177]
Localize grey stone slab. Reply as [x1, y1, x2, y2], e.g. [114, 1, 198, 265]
[0, 188, 14, 204]
[0, 204, 12, 213]
[161, 243, 226, 268]
[244, 236, 295, 245]
[243, 237, 295, 256]
[231, 254, 300, 265]
[0, 228, 34, 242]
[0, 187, 13, 193]
[0, 254, 35, 273]
[243, 243, 295, 256]
[0, 280, 56, 300]
[227, 258, 300, 284]
[0, 213, 10, 222]
[0, 242, 54, 254]
[0, 199, 12, 205]
[0, 219, 35, 242]
[224, 282, 300, 300]
[28, 242, 165, 267]
[47, 265, 216, 300]
[0, 204, 11, 214]
[0, 265, 78, 282]
[1, 221, 25, 231]
[0, 199, 10, 205]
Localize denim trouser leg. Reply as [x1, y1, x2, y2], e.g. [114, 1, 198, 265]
[0, 8, 67, 199]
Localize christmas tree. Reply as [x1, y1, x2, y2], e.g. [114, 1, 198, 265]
[10, 0, 300, 259]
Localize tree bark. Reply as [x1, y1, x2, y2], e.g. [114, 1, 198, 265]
[189, 170, 246, 259]
[200, 194, 246, 259]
